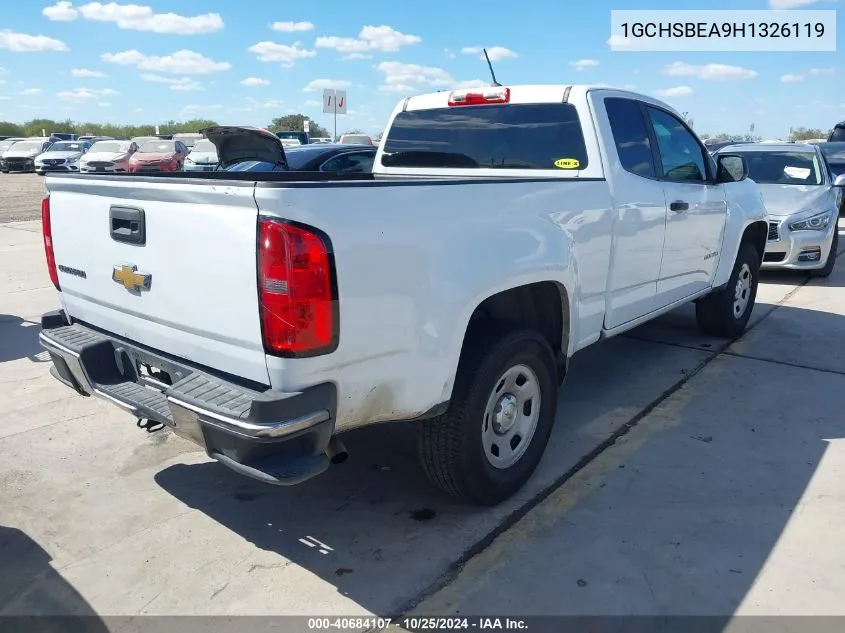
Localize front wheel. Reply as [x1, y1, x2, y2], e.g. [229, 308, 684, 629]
[696, 241, 760, 338]
[417, 325, 558, 505]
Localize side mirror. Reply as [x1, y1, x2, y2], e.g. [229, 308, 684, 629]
[834, 174, 845, 188]
[716, 154, 748, 183]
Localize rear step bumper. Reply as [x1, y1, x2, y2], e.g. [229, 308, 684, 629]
[39, 310, 338, 486]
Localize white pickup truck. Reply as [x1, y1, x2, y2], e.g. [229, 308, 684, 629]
[38, 84, 768, 505]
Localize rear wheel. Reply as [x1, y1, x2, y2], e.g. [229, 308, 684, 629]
[809, 229, 838, 278]
[417, 324, 558, 505]
[696, 241, 760, 338]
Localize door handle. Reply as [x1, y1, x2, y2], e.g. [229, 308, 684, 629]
[669, 201, 689, 212]
[109, 205, 146, 245]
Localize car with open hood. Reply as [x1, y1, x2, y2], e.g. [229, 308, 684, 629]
[716, 142, 844, 277]
[1, 138, 53, 173]
[0, 137, 26, 172]
[127, 139, 189, 173]
[200, 125, 288, 171]
[34, 140, 93, 175]
[182, 138, 219, 172]
[227, 142, 376, 174]
[79, 139, 138, 174]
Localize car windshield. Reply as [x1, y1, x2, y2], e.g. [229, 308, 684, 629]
[282, 146, 334, 170]
[9, 141, 42, 151]
[49, 142, 83, 152]
[138, 141, 175, 153]
[830, 127, 845, 142]
[191, 139, 215, 152]
[90, 141, 125, 153]
[820, 143, 845, 162]
[738, 151, 823, 185]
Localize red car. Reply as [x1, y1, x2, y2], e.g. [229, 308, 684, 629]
[128, 139, 189, 173]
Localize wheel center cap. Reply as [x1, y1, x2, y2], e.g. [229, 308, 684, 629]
[492, 394, 518, 434]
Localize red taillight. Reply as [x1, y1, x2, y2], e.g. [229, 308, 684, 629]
[258, 219, 337, 356]
[41, 195, 60, 290]
[448, 87, 510, 107]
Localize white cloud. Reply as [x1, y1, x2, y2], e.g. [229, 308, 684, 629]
[809, 67, 835, 75]
[375, 61, 481, 95]
[0, 30, 69, 52]
[569, 59, 600, 71]
[72, 68, 106, 78]
[662, 61, 757, 81]
[606, 34, 631, 47]
[341, 53, 371, 61]
[101, 49, 231, 74]
[100, 88, 117, 95]
[623, 84, 637, 90]
[180, 103, 223, 117]
[0, 96, 9, 100]
[444, 48, 456, 59]
[781, 74, 804, 82]
[304, 79, 351, 92]
[768, 0, 820, 7]
[42, 1, 78, 20]
[316, 25, 421, 55]
[248, 41, 315, 67]
[654, 86, 694, 97]
[0, 67, 7, 74]
[20, 88, 42, 95]
[241, 77, 270, 87]
[44, 2, 223, 34]
[270, 21, 314, 32]
[98, 102, 110, 107]
[460, 46, 518, 61]
[140, 73, 202, 91]
[57, 87, 98, 101]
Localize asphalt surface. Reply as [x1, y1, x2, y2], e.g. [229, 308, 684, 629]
[2, 173, 845, 630]
[0, 173, 45, 223]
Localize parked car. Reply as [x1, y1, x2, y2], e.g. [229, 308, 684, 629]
[0, 135, 13, 141]
[310, 137, 332, 144]
[127, 139, 189, 173]
[79, 140, 138, 173]
[715, 143, 843, 277]
[0, 137, 26, 172]
[77, 135, 113, 144]
[34, 140, 92, 175]
[49, 132, 77, 141]
[173, 132, 203, 148]
[38, 84, 769, 504]
[183, 138, 218, 172]
[819, 142, 845, 178]
[129, 136, 162, 147]
[275, 130, 309, 145]
[828, 122, 845, 142]
[338, 133, 373, 146]
[279, 138, 301, 147]
[1, 138, 53, 173]
[225, 142, 376, 174]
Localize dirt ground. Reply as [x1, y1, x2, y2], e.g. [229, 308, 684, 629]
[0, 173, 46, 223]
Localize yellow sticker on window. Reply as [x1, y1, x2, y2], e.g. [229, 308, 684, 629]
[554, 158, 580, 169]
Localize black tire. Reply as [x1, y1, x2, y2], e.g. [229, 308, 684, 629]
[696, 241, 760, 338]
[809, 229, 838, 278]
[417, 324, 558, 505]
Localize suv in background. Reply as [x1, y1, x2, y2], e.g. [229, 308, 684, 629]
[828, 122, 845, 142]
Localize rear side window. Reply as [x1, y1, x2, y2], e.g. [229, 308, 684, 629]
[381, 103, 589, 170]
[604, 98, 655, 178]
[830, 126, 845, 142]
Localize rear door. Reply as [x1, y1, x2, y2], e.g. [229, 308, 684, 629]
[47, 176, 270, 385]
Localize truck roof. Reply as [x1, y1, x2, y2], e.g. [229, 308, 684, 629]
[400, 84, 663, 113]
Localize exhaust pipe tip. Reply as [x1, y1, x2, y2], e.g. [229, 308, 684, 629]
[325, 435, 349, 465]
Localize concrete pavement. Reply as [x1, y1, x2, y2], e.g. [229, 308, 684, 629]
[2, 217, 844, 622]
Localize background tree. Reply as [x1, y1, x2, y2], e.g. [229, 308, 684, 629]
[268, 113, 329, 138]
[0, 118, 219, 138]
[788, 127, 826, 142]
[344, 128, 364, 135]
[700, 133, 763, 143]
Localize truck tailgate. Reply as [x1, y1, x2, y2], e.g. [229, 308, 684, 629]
[46, 176, 269, 385]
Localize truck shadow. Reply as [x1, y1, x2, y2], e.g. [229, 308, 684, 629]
[154, 300, 845, 619]
[0, 525, 109, 630]
[0, 316, 49, 364]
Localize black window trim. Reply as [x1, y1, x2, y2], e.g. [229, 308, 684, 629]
[640, 102, 716, 185]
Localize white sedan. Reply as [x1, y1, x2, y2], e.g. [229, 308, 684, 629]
[79, 140, 138, 174]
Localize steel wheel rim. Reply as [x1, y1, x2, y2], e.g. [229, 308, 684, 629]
[482, 363, 541, 469]
[733, 263, 752, 318]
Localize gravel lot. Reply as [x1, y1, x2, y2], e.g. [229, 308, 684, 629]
[0, 173, 46, 223]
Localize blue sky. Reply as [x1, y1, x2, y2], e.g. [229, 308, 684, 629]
[0, 0, 842, 138]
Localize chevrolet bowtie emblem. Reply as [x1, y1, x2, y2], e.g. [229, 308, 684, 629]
[112, 264, 151, 292]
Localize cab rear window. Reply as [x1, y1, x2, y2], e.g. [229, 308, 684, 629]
[381, 103, 589, 170]
[830, 126, 845, 142]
